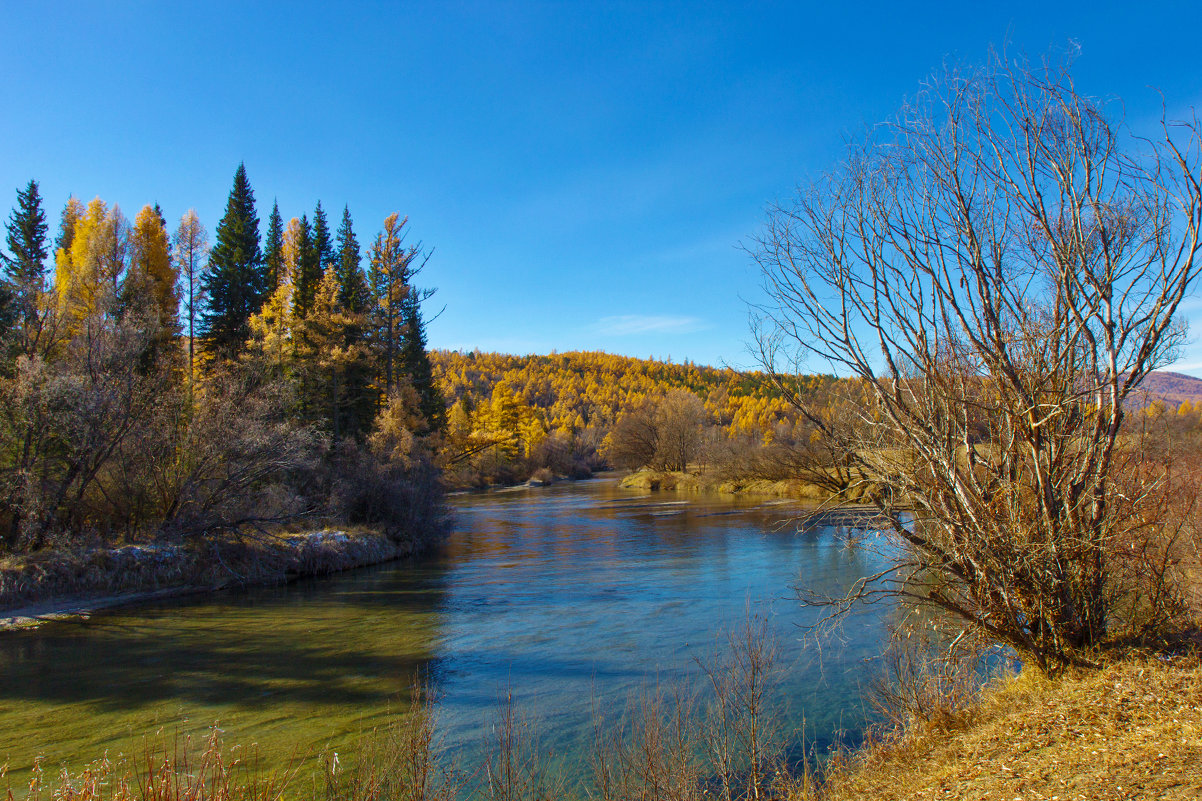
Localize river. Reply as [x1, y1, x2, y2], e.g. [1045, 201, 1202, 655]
[0, 477, 894, 785]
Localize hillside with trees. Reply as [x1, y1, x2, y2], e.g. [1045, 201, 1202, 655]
[431, 349, 841, 486]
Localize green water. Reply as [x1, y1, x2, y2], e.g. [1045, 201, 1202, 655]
[0, 478, 893, 781]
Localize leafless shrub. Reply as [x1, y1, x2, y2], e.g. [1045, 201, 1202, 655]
[481, 691, 562, 801]
[590, 681, 701, 801]
[322, 683, 463, 801]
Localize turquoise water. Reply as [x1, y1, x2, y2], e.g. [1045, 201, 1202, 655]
[0, 477, 893, 781]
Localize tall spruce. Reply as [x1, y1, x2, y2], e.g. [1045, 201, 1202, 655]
[293, 213, 318, 319]
[264, 201, 284, 292]
[312, 201, 334, 275]
[335, 206, 369, 313]
[400, 289, 444, 433]
[2, 180, 49, 354]
[199, 163, 265, 364]
[334, 206, 374, 439]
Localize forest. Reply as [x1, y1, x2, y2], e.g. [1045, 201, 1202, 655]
[0, 166, 445, 578]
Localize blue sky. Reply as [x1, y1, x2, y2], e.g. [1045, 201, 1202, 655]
[3, 2, 1202, 371]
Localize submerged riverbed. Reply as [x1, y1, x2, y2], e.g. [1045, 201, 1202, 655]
[0, 478, 894, 782]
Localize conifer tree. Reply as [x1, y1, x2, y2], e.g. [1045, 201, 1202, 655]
[173, 209, 209, 385]
[2, 180, 49, 354]
[369, 213, 415, 397]
[199, 163, 265, 364]
[125, 205, 180, 367]
[54, 196, 84, 256]
[264, 201, 284, 292]
[312, 201, 334, 274]
[400, 289, 444, 433]
[56, 198, 127, 333]
[153, 203, 169, 240]
[293, 213, 318, 319]
[295, 266, 366, 440]
[334, 206, 374, 438]
[335, 206, 369, 313]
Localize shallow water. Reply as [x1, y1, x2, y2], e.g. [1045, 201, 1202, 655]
[0, 477, 894, 782]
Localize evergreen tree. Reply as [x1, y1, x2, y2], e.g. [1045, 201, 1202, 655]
[334, 206, 369, 314]
[312, 201, 334, 274]
[2, 180, 49, 354]
[293, 213, 318, 319]
[334, 206, 374, 439]
[153, 202, 169, 242]
[199, 163, 265, 364]
[264, 200, 284, 292]
[369, 213, 414, 397]
[54, 196, 84, 256]
[400, 288, 445, 433]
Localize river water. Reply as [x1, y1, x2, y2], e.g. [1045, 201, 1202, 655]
[0, 477, 894, 783]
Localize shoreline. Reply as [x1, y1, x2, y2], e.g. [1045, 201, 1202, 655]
[0, 528, 430, 632]
[618, 469, 878, 502]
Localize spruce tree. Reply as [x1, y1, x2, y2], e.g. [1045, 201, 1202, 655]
[312, 201, 334, 274]
[199, 163, 265, 364]
[400, 289, 445, 433]
[334, 206, 369, 313]
[293, 213, 318, 319]
[264, 201, 284, 292]
[5, 180, 49, 286]
[334, 206, 374, 439]
[2, 180, 49, 355]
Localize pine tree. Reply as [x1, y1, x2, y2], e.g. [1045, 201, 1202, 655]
[400, 288, 444, 433]
[264, 200, 284, 293]
[2, 180, 49, 354]
[199, 163, 265, 364]
[293, 213, 318, 319]
[335, 206, 370, 314]
[312, 201, 334, 274]
[334, 206, 374, 439]
[54, 196, 84, 256]
[295, 266, 367, 440]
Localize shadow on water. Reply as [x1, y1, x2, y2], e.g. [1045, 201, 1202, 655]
[0, 477, 896, 782]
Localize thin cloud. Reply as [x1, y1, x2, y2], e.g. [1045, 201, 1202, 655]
[595, 315, 707, 336]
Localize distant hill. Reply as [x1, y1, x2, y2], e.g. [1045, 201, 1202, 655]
[1133, 370, 1202, 407]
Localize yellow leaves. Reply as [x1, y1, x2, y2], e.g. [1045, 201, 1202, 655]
[56, 197, 123, 332]
[370, 386, 426, 468]
[129, 205, 177, 330]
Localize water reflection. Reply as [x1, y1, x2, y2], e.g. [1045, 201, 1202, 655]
[0, 477, 894, 782]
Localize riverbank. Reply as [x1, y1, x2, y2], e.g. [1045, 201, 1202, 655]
[811, 655, 1202, 800]
[619, 468, 881, 502]
[0, 527, 429, 631]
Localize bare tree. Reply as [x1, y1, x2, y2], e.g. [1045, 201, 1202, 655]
[605, 389, 711, 472]
[174, 210, 209, 387]
[751, 51, 1202, 672]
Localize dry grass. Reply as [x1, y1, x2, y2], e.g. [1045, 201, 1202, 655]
[813, 656, 1202, 801]
[4, 728, 296, 801]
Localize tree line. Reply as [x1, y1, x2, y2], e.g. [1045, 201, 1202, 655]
[0, 165, 444, 553]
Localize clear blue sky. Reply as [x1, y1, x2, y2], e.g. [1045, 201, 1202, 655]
[3, 2, 1202, 371]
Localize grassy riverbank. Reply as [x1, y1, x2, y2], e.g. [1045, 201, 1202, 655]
[0, 526, 435, 630]
[10, 654, 1199, 800]
[619, 468, 881, 502]
[811, 655, 1202, 800]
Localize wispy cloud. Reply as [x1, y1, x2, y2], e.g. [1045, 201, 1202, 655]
[594, 315, 707, 336]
